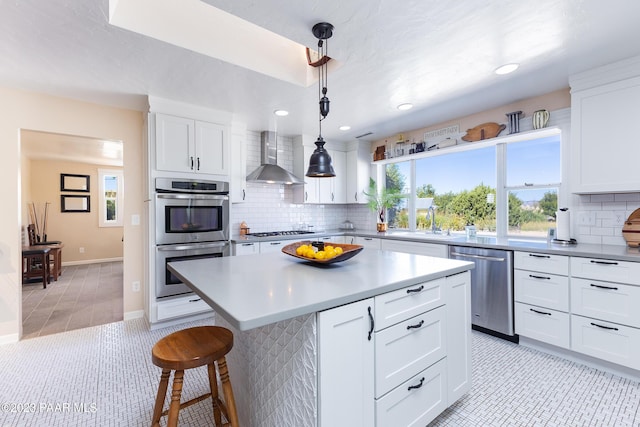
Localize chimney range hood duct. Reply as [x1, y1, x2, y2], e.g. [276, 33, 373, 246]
[246, 131, 305, 185]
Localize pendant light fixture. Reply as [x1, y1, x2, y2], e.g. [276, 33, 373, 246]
[306, 22, 336, 178]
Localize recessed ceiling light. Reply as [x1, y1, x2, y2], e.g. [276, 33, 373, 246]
[339, 125, 351, 131]
[397, 103, 413, 111]
[274, 110, 289, 116]
[494, 63, 519, 75]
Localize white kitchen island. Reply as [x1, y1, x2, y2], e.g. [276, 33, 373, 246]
[169, 249, 474, 427]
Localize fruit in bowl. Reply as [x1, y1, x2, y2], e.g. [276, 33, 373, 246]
[295, 243, 343, 260]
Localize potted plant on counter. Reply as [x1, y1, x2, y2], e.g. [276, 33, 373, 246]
[363, 178, 406, 232]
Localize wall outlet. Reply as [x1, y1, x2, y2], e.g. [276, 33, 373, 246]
[132, 281, 140, 292]
[79, 247, 85, 253]
[577, 211, 596, 226]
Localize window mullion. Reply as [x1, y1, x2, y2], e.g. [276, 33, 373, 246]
[496, 143, 507, 238]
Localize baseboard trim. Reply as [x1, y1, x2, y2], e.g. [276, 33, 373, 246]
[124, 310, 145, 321]
[519, 336, 640, 382]
[0, 333, 19, 346]
[62, 257, 123, 267]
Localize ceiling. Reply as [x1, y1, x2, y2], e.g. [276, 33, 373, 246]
[4, 0, 640, 148]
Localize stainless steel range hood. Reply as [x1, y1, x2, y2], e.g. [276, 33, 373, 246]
[246, 131, 304, 185]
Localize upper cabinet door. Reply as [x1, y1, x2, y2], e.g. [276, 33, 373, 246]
[195, 121, 227, 176]
[154, 113, 228, 177]
[155, 113, 195, 173]
[346, 143, 371, 204]
[570, 57, 640, 194]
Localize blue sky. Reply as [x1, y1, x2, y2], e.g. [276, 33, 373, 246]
[391, 135, 561, 202]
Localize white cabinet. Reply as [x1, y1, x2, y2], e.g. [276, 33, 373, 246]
[317, 298, 374, 427]
[568, 255, 640, 370]
[374, 306, 446, 397]
[353, 236, 381, 249]
[346, 141, 371, 204]
[571, 315, 640, 371]
[514, 251, 570, 348]
[259, 241, 286, 253]
[570, 56, 640, 193]
[375, 359, 447, 427]
[155, 113, 228, 176]
[317, 273, 470, 427]
[445, 272, 472, 404]
[293, 136, 346, 204]
[155, 294, 212, 321]
[230, 122, 247, 202]
[233, 242, 258, 256]
[381, 239, 447, 258]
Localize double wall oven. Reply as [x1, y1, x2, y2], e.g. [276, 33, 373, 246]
[154, 177, 230, 299]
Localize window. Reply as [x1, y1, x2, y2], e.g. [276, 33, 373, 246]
[98, 169, 123, 227]
[505, 135, 560, 237]
[381, 130, 562, 238]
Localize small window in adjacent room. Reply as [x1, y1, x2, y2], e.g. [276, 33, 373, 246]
[98, 169, 123, 227]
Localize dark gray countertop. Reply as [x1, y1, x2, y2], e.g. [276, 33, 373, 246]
[232, 229, 640, 262]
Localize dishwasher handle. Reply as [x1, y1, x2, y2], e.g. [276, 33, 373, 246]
[450, 251, 506, 262]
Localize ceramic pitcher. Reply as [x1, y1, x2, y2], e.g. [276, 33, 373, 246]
[532, 109, 550, 129]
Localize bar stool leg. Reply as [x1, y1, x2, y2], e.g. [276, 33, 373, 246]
[207, 363, 223, 426]
[167, 370, 184, 427]
[217, 357, 239, 427]
[151, 369, 170, 427]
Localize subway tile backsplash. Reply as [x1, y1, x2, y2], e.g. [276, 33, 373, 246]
[574, 193, 640, 245]
[230, 130, 376, 234]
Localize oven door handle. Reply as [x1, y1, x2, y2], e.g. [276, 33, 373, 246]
[156, 193, 229, 201]
[157, 242, 229, 251]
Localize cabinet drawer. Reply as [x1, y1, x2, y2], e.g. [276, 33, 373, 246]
[514, 269, 569, 312]
[156, 295, 212, 321]
[375, 359, 447, 427]
[571, 315, 640, 370]
[515, 302, 570, 348]
[381, 239, 447, 258]
[374, 278, 445, 331]
[514, 251, 569, 276]
[375, 306, 446, 398]
[570, 257, 640, 285]
[570, 277, 640, 328]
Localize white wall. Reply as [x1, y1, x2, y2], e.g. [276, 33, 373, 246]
[0, 86, 144, 343]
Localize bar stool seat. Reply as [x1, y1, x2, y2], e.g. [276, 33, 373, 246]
[151, 326, 238, 427]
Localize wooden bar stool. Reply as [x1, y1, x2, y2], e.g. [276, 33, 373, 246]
[151, 326, 239, 427]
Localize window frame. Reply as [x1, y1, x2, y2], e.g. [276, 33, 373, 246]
[376, 127, 563, 239]
[98, 168, 124, 228]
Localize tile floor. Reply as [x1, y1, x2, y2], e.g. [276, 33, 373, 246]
[0, 319, 638, 426]
[21, 262, 123, 339]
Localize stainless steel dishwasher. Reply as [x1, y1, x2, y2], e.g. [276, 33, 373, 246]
[449, 245, 517, 341]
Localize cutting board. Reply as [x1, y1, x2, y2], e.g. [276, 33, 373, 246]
[622, 208, 640, 247]
[461, 122, 506, 142]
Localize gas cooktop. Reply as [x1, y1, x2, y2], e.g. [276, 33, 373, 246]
[245, 230, 315, 238]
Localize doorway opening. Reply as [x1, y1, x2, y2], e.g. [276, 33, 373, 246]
[20, 130, 125, 339]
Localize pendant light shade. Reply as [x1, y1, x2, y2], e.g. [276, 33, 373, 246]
[306, 22, 336, 178]
[306, 136, 335, 177]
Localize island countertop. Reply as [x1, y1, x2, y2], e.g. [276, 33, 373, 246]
[168, 249, 474, 331]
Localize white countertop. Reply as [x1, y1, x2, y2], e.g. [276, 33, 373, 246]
[232, 230, 640, 262]
[168, 249, 473, 331]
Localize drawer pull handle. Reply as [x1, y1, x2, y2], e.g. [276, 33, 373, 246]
[590, 322, 619, 331]
[407, 377, 425, 391]
[529, 308, 551, 316]
[407, 320, 424, 330]
[406, 285, 424, 294]
[529, 274, 551, 280]
[590, 260, 618, 266]
[529, 254, 550, 259]
[189, 298, 202, 303]
[270, 242, 281, 245]
[590, 283, 618, 291]
[367, 306, 374, 341]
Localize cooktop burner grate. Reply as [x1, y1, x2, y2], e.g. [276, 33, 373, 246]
[246, 230, 315, 237]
